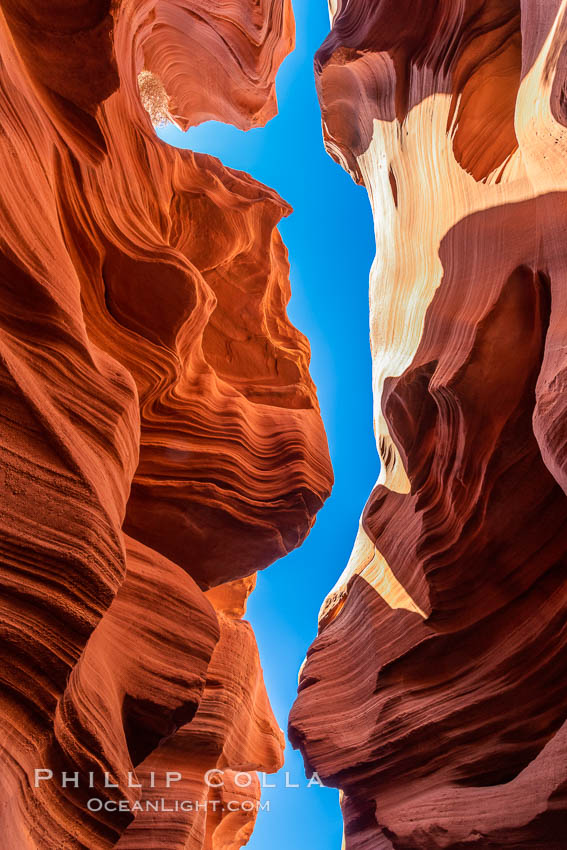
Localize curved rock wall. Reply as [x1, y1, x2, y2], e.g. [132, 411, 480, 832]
[290, 2, 567, 848]
[0, 1, 332, 847]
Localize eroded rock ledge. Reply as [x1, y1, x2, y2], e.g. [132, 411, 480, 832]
[0, 1, 332, 847]
[290, 2, 567, 848]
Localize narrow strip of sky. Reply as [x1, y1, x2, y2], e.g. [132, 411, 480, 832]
[158, 2, 378, 846]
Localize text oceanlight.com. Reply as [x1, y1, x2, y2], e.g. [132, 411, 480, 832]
[33, 768, 325, 813]
[86, 798, 271, 814]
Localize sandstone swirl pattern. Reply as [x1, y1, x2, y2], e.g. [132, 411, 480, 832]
[0, 1, 333, 847]
[289, 2, 567, 848]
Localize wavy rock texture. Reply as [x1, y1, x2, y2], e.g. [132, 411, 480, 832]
[0, 1, 332, 848]
[290, 2, 567, 848]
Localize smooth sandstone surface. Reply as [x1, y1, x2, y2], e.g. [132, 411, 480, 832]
[290, 2, 567, 848]
[0, 1, 332, 847]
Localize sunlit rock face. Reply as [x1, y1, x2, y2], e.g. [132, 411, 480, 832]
[289, 2, 567, 848]
[0, 1, 332, 847]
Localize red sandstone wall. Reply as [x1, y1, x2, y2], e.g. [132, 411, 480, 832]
[290, 2, 567, 848]
[0, 2, 332, 847]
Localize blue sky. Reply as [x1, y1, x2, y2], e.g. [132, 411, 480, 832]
[158, 2, 378, 846]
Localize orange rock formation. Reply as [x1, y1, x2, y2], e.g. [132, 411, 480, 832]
[0, 1, 332, 847]
[290, 2, 567, 848]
